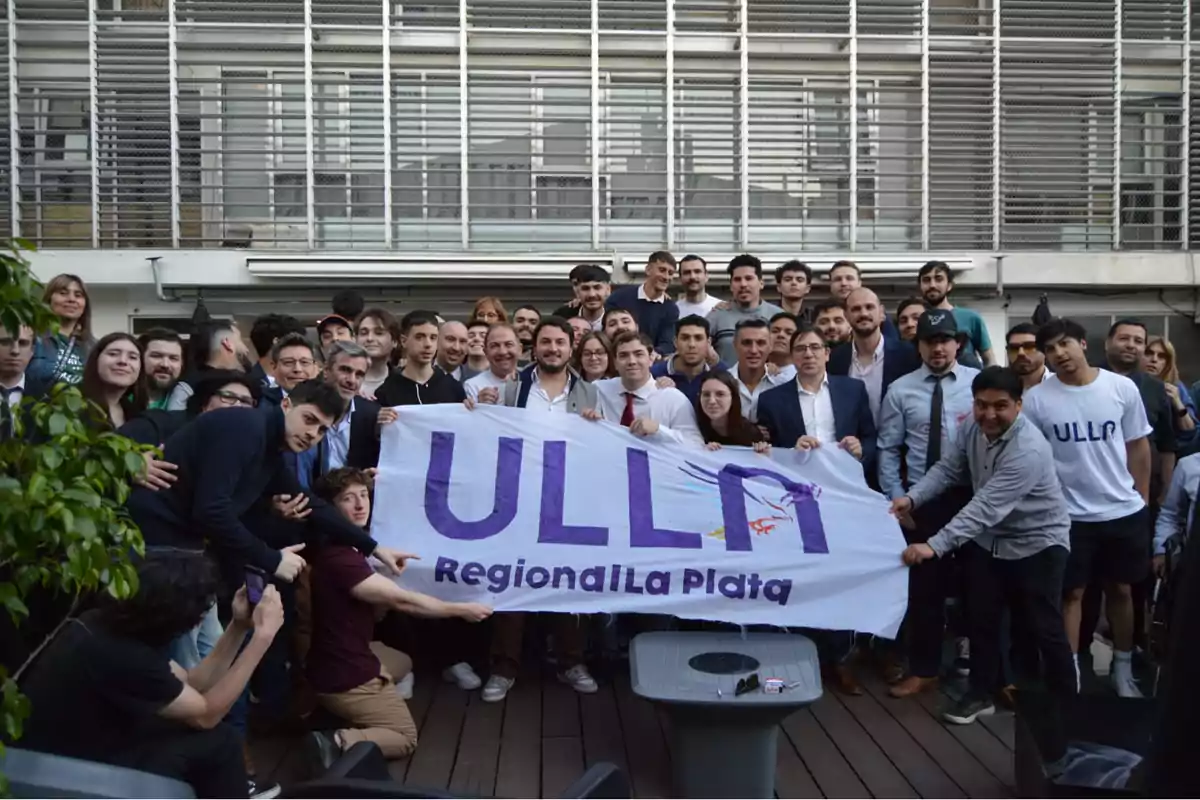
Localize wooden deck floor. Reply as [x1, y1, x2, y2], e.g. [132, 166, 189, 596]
[253, 664, 1016, 798]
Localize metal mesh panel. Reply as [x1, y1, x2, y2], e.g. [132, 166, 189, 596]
[0, 0, 12, 243]
[599, 61, 666, 249]
[857, 64, 923, 250]
[928, 41, 994, 249]
[391, 0, 458, 28]
[675, 1, 739, 34]
[859, 0, 921, 37]
[675, 63, 739, 248]
[1000, 0, 1117, 39]
[1187, 45, 1200, 250]
[1123, 0, 1185, 41]
[391, 68, 462, 247]
[176, 0, 303, 25]
[1000, 42, 1117, 249]
[15, 0, 87, 21]
[467, 0, 589, 30]
[313, 1, 381, 28]
[1119, 59, 1184, 249]
[598, 0, 665, 32]
[929, 0, 993, 37]
[746, 1, 849, 35]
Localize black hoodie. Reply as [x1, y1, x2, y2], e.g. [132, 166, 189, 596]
[375, 367, 466, 407]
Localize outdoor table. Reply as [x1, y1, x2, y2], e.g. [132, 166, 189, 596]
[629, 630, 822, 799]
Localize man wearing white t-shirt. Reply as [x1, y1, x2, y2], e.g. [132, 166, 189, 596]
[463, 324, 521, 404]
[675, 254, 723, 319]
[1021, 318, 1153, 698]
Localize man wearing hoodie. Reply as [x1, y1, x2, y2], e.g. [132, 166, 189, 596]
[375, 310, 467, 409]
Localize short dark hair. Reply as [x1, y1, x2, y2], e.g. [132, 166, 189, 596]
[789, 324, 827, 351]
[648, 250, 677, 267]
[1006, 322, 1040, 342]
[896, 296, 929, 318]
[775, 260, 813, 285]
[917, 260, 953, 284]
[355, 308, 401, 340]
[137, 327, 182, 353]
[533, 316, 574, 343]
[812, 298, 846, 317]
[828, 260, 861, 278]
[734, 318, 769, 339]
[187, 369, 261, 416]
[612, 330, 655, 353]
[514, 305, 542, 319]
[769, 311, 798, 328]
[400, 309, 441, 335]
[467, 319, 491, 333]
[286, 378, 346, 419]
[602, 307, 637, 328]
[727, 254, 763, 278]
[574, 265, 610, 285]
[190, 320, 238, 368]
[250, 314, 306, 360]
[568, 264, 591, 284]
[675, 314, 711, 337]
[1035, 318, 1088, 352]
[1108, 318, 1147, 340]
[680, 254, 706, 268]
[271, 332, 317, 363]
[314, 466, 374, 503]
[97, 550, 221, 648]
[972, 366, 1024, 402]
[331, 290, 365, 321]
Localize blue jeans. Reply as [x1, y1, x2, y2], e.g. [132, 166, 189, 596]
[168, 603, 223, 669]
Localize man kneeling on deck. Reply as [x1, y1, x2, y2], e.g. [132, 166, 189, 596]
[891, 367, 1077, 730]
[305, 468, 492, 767]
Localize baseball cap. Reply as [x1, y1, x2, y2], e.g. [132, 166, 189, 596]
[316, 314, 353, 335]
[915, 309, 964, 342]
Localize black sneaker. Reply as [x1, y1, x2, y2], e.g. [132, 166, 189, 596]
[943, 694, 996, 725]
[305, 730, 340, 774]
[248, 779, 281, 799]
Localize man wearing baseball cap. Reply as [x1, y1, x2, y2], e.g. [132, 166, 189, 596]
[878, 309, 980, 698]
[317, 315, 354, 357]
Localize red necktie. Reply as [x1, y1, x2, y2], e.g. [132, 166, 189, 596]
[620, 392, 636, 427]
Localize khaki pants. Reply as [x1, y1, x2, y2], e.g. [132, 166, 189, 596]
[315, 643, 417, 760]
[490, 612, 585, 679]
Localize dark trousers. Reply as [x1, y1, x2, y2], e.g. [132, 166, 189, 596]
[118, 723, 247, 798]
[962, 542, 1077, 701]
[904, 487, 972, 678]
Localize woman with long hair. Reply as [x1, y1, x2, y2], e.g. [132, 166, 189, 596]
[470, 296, 508, 325]
[1143, 335, 1197, 445]
[81, 332, 149, 429]
[694, 371, 769, 450]
[355, 308, 401, 400]
[29, 273, 94, 386]
[572, 331, 615, 382]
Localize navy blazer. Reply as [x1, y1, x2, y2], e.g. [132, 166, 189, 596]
[757, 375, 879, 475]
[827, 337, 921, 401]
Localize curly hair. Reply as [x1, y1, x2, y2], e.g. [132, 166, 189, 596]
[97, 549, 222, 648]
[314, 467, 374, 503]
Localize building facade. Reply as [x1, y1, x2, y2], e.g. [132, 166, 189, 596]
[6, 0, 1200, 368]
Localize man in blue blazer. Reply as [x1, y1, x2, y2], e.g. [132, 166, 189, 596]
[827, 287, 921, 428]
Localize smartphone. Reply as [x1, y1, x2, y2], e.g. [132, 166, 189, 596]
[245, 566, 268, 605]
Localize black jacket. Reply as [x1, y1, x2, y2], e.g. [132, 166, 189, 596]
[117, 409, 189, 447]
[375, 368, 466, 407]
[125, 405, 377, 575]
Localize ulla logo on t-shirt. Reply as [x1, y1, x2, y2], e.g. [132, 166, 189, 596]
[1051, 420, 1118, 443]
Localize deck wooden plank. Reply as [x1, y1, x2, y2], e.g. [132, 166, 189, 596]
[248, 736, 292, 787]
[542, 735, 586, 799]
[580, 684, 631, 774]
[494, 674, 543, 799]
[396, 671, 439, 784]
[979, 710, 1016, 752]
[449, 694, 505, 797]
[810, 692, 918, 798]
[404, 681, 468, 791]
[914, 689, 1015, 789]
[862, 677, 1009, 799]
[837, 686, 966, 799]
[774, 724, 824, 799]
[612, 671, 672, 798]
[781, 708, 868, 798]
[542, 675, 582, 738]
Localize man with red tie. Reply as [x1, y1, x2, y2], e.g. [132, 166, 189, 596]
[589, 331, 703, 447]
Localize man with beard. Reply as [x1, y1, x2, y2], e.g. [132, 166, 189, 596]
[878, 311, 979, 699]
[471, 317, 601, 702]
[826, 261, 899, 340]
[606, 251, 680, 357]
[829, 288, 920, 429]
[166, 321, 255, 411]
[916, 261, 994, 367]
[812, 299, 852, 347]
[675, 255, 722, 318]
[553, 265, 611, 332]
[1006, 323, 1050, 388]
[512, 306, 542, 366]
[707, 255, 783, 365]
[138, 328, 184, 410]
[602, 308, 638, 340]
[436, 320, 475, 382]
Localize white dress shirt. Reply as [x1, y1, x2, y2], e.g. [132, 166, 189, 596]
[326, 397, 357, 471]
[637, 284, 667, 304]
[594, 377, 704, 446]
[849, 334, 886, 425]
[524, 370, 571, 414]
[730, 363, 790, 423]
[796, 375, 837, 445]
[1, 375, 26, 410]
[464, 369, 511, 402]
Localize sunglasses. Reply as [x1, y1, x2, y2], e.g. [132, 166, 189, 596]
[735, 673, 760, 696]
[1006, 342, 1038, 354]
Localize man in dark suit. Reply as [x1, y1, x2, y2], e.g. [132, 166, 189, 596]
[828, 287, 921, 428]
[314, 339, 381, 477]
[0, 323, 47, 442]
[757, 324, 877, 695]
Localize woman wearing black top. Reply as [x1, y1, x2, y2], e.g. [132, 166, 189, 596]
[694, 371, 770, 452]
[80, 332, 149, 429]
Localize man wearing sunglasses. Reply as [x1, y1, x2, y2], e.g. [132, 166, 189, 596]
[1005, 323, 1050, 389]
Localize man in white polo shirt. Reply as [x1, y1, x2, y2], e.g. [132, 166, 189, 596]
[1021, 318, 1153, 698]
[463, 323, 521, 404]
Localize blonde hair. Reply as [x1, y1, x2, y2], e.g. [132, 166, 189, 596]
[1146, 336, 1180, 385]
[470, 296, 508, 324]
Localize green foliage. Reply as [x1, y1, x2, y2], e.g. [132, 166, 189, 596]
[0, 243, 145, 779]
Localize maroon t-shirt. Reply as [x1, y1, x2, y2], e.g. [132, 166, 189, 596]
[306, 545, 381, 694]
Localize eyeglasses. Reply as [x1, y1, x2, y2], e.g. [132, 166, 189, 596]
[215, 390, 256, 408]
[735, 673, 761, 696]
[582, 351, 607, 359]
[1006, 343, 1038, 354]
[278, 358, 315, 370]
[792, 344, 827, 355]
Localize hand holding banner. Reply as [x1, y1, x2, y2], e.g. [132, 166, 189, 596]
[372, 405, 908, 637]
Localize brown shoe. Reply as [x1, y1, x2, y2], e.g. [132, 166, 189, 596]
[825, 664, 863, 697]
[996, 684, 1017, 710]
[889, 675, 939, 698]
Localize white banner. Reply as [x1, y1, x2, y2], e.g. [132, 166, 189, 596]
[373, 405, 908, 637]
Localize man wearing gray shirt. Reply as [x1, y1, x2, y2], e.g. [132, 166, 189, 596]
[893, 367, 1075, 730]
[706, 254, 783, 365]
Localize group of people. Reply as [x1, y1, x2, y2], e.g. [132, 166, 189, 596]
[1, 253, 1196, 796]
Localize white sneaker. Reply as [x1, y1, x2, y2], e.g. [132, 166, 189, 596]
[482, 674, 515, 703]
[558, 664, 599, 694]
[442, 661, 482, 690]
[395, 672, 414, 700]
[1112, 669, 1143, 699]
